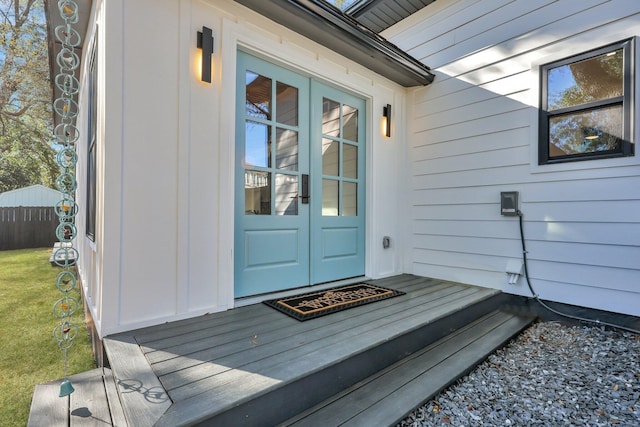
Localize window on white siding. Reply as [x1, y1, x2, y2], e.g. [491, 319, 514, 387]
[86, 40, 97, 240]
[539, 39, 634, 164]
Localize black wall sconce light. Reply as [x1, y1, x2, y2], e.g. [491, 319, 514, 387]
[382, 104, 392, 138]
[197, 26, 214, 83]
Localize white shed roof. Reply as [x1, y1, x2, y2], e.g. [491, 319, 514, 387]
[0, 185, 62, 207]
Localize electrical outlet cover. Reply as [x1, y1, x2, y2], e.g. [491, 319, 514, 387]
[501, 191, 519, 216]
[505, 258, 523, 275]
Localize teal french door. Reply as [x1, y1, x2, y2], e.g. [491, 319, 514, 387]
[310, 82, 366, 284]
[235, 51, 365, 297]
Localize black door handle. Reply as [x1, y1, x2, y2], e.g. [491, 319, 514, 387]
[301, 174, 309, 204]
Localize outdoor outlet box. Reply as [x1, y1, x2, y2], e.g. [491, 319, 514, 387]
[505, 258, 524, 275]
[505, 258, 524, 285]
[500, 191, 519, 216]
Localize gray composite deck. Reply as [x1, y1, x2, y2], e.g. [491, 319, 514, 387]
[104, 275, 510, 426]
[29, 275, 534, 426]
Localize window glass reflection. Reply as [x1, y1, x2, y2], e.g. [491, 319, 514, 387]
[343, 182, 357, 216]
[246, 71, 271, 119]
[322, 179, 339, 216]
[245, 170, 271, 215]
[547, 49, 623, 111]
[275, 174, 298, 215]
[322, 138, 339, 176]
[276, 128, 298, 171]
[322, 98, 340, 137]
[549, 104, 622, 157]
[343, 144, 357, 179]
[342, 104, 358, 141]
[276, 82, 298, 126]
[245, 121, 270, 167]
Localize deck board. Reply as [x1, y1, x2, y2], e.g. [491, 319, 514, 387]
[158, 282, 469, 395]
[149, 277, 448, 375]
[28, 382, 69, 427]
[69, 369, 112, 426]
[144, 276, 430, 356]
[103, 335, 171, 427]
[140, 310, 277, 351]
[144, 313, 292, 366]
[103, 368, 127, 427]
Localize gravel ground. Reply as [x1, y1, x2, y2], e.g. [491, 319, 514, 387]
[398, 321, 640, 426]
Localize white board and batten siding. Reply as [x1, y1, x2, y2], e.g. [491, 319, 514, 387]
[388, 0, 640, 316]
[74, 0, 405, 337]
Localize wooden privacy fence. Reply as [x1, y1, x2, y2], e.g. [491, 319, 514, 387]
[0, 206, 58, 250]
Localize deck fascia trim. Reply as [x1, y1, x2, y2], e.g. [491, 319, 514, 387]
[103, 334, 172, 426]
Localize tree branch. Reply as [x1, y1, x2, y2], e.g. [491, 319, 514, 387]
[15, 0, 37, 29]
[1, 103, 31, 117]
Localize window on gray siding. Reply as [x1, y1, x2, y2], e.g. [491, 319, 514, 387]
[539, 39, 634, 164]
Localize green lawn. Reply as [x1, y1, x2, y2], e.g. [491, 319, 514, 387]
[0, 248, 95, 426]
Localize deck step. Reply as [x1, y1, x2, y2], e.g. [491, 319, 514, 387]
[27, 368, 126, 427]
[158, 289, 530, 426]
[281, 310, 534, 427]
[155, 287, 512, 426]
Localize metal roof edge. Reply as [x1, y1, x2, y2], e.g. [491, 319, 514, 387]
[234, 0, 435, 87]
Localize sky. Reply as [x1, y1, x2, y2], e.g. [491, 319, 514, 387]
[325, 0, 362, 11]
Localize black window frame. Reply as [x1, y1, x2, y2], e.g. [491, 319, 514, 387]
[539, 38, 635, 165]
[86, 38, 98, 241]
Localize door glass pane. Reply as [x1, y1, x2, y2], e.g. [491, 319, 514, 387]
[322, 98, 340, 137]
[275, 174, 298, 215]
[246, 71, 271, 119]
[548, 104, 622, 157]
[322, 138, 339, 176]
[245, 121, 270, 167]
[276, 128, 298, 170]
[547, 49, 623, 111]
[343, 182, 357, 216]
[343, 144, 357, 179]
[245, 170, 270, 215]
[276, 82, 298, 126]
[322, 179, 339, 216]
[342, 104, 358, 142]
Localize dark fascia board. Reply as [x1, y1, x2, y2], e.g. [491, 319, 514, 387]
[233, 0, 435, 87]
[346, 0, 437, 33]
[345, 0, 383, 15]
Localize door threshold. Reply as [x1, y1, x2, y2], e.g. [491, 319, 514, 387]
[234, 276, 369, 308]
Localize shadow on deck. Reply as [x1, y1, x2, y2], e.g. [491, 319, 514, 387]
[29, 275, 535, 426]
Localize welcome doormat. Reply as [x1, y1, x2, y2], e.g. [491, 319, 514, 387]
[263, 283, 405, 321]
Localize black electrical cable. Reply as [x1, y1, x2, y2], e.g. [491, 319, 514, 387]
[517, 210, 640, 335]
